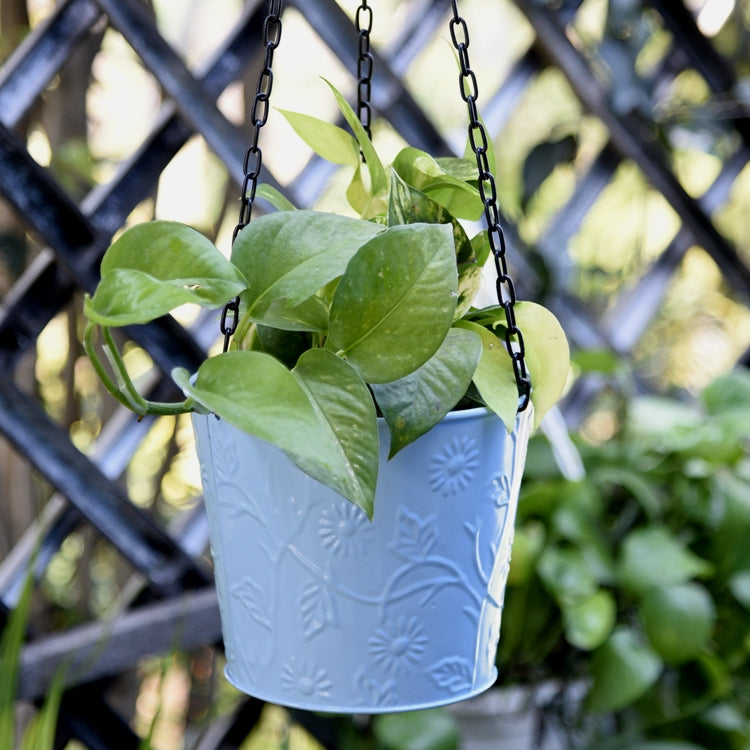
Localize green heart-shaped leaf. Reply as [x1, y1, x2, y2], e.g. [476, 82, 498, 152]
[329, 222, 457, 383]
[562, 589, 616, 650]
[292, 349, 379, 518]
[618, 526, 713, 595]
[85, 221, 247, 326]
[174, 351, 376, 514]
[586, 626, 662, 713]
[641, 583, 716, 665]
[372, 327, 482, 458]
[454, 319, 517, 431]
[393, 147, 483, 220]
[514, 301, 570, 427]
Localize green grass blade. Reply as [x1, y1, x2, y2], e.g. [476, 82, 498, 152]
[0, 565, 36, 749]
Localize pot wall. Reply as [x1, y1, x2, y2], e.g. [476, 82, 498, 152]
[193, 407, 531, 713]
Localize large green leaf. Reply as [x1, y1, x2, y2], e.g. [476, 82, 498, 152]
[292, 349, 379, 518]
[371, 327, 482, 458]
[231, 210, 383, 321]
[641, 583, 716, 665]
[329, 222, 458, 383]
[85, 221, 247, 326]
[618, 526, 712, 595]
[174, 351, 376, 513]
[453, 319, 517, 431]
[586, 626, 662, 713]
[277, 107, 360, 167]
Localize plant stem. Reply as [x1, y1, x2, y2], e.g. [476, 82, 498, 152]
[83, 322, 196, 417]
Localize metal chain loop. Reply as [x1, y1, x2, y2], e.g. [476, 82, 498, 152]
[355, 1, 373, 140]
[449, 0, 531, 411]
[221, 0, 283, 351]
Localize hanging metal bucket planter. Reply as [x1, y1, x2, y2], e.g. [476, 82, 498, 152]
[193, 406, 532, 713]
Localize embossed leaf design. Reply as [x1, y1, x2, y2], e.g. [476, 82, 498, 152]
[301, 581, 338, 639]
[356, 672, 398, 709]
[231, 578, 271, 631]
[392, 507, 438, 560]
[428, 657, 474, 693]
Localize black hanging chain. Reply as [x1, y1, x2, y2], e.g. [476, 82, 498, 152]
[449, 1, 531, 411]
[221, 0, 283, 352]
[355, 0, 374, 141]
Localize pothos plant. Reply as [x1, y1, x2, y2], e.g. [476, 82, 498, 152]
[83, 81, 569, 519]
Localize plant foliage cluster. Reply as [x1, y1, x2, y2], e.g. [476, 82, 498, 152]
[499, 369, 750, 749]
[83, 81, 569, 518]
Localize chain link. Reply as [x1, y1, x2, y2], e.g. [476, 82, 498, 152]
[355, 1, 373, 140]
[221, 0, 283, 351]
[449, 1, 531, 411]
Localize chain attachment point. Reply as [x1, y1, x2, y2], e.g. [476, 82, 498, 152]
[449, 0, 531, 411]
[355, 0, 374, 143]
[221, 0, 284, 351]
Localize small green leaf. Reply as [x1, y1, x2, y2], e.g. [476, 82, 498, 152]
[329, 223, 457, 383]
[562, 589, 616, 650]
[323, 78, 386, 196]
[240, 325, 311, 369]
[586, 626, 662, 713]
[392, 147, 483, 220]
[85, 221, 247, 326]
[277, 107, 360, 167]
[245, 294, 329, 332]
[387, 169, 474, 263]
[371, 327, 482, 457]
[453, 319, 517, 431]
[537, 546, 598, 606]
[373, 709, 459, 750]
[513, 301, 570, 427]
[175, 351, 377, 513]
[641, 583, 716, 665]
[231, 210, 383, 320]
[618, 526, 712, 595]
[255, 183, 298, 211]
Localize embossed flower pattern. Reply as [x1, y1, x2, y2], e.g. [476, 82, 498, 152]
[429, 436, 480, 496]
[368, 616, 428, 675]
[281, 659, 333, 699]
[318, 500, 371, 556]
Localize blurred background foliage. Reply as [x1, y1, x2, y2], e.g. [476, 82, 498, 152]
[1, 0, 750, 747]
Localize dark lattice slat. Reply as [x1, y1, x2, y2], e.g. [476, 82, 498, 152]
[18, 587, 220, 700]
[0, 378, 209, 594]
[0, 0, 102, 129]
[521, 2, 750, 295]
